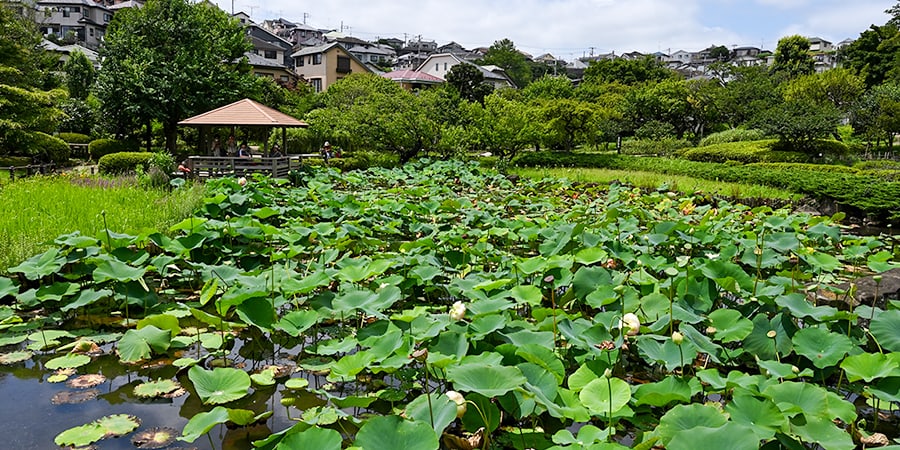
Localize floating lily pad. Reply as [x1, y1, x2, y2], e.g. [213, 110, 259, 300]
[284, 377, 310, 390]
[134, 379, 181, 398]
[188, 366, 251, 405]
[67, 374, 106, 389]
[95, 413, 141, 438]
[51, 389, 100, 405]
[131, 427, 178, 449]
[48, 368, 77, 383]
[0, 350, 32, 365]
[45, 353, 91, 370]
[54, 422, 106, 447]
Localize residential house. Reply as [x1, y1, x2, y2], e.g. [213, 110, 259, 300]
[620, 51, 644, 60]
[378, 37, 404, 51]
[262, 18, 325, 47]
[246, 23, 294, 68]
[807, 37, 836, 72]
[731, 46, 762, 66]
[291, 42, 372, 92]
[347, 44, 396, 67]
[416, 53, 515, 89]
[437, 41, 467, 55]
[42, 39, 99, 68]
[535, 53, 561, 65]
[808, 37, 833, 52]
[232, 10, 251, 25]
[245, 51, 297, 87]
[382, 70, 444, 91]
[35, 0, 112, 50]
[395, 52, 429, 70]
[666, 50, 693, 66]
[401, 38, 437, 55]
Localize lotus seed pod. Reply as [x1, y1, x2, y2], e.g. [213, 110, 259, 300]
[766, 330, 777, 338]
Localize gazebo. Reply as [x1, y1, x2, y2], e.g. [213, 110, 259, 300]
[178, 98, 308, 156]
[177, 99, 309, 179]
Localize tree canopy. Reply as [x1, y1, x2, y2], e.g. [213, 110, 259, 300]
[582, 56, 676, 86]
[771, 35, 815, 80]
[96, 0, 256, 152]
[479, 38, 532, 88]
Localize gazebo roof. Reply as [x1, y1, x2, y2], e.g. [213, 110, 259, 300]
[178, 98, 308, 127]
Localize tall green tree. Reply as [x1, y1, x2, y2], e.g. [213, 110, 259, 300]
[841, 24, 900, 88]
[0, 5, 65, 153]
[62, 50, 94, 100]
[771, 35, 815, 80]
[715, 65, 780, 128]
[784, 68, 864, 114]
[479, 38, 532, 88]
[582, 56, 676, 86]
[445, 63, 493, 104]
[466, 93, 538, 160]
[96, 0, 254, 152]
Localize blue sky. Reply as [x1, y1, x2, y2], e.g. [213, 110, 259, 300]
[222, 0, 892, 60]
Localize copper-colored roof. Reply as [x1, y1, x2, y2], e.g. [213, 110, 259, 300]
[382, 70, 444, 84]
[178, 98, 308, 127]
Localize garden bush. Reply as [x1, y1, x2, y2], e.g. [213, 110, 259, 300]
[25, 132, 71, 164]
[770, 138, 850, 156]
[89, 138, 136, 160]
[98, 152, 155, 175]
[620, 138, 691, 156]
[681, 140, 807, 164]
[56, 132, 91, 144]
[698, 128, 766, 146]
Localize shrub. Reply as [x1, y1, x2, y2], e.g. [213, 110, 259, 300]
[854, 160, 900, 171]
[56, 132, 92, 144]
[25, 132, 71, 164]
[89, 139, 136, 160]
[634, 120, 676, 140]
[98, 152, 155, 175]
[681, 140, 807, 164]
[621, 138, 691, 156]
[698, 128, 766, 147]
[770, 139, 849, 156]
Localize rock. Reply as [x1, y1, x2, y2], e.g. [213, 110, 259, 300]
[812, 267, 900, 310]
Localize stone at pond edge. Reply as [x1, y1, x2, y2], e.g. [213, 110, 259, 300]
[811, 267, 900, 309]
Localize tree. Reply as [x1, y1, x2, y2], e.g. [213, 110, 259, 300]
[709, 45, 731, 61]
[445, 63, 493, 103]
[96, 0, 255, 152]
[751, 99, 841, 153]
[466, 93, 538, 160]
[582, 56, 676, 86]
[771, 35, 815, 80]
[783, 68, 864, 114]
[63, 50, 94, 100]
[479, 38, 532, 88]
[715, 65, 780, 128]
[521, 75, 574, 101]
[841, 24, 900, 88]
[0, 5, 65, 154]
[534, 98, 595, 151]
[851, 82, 900, 147]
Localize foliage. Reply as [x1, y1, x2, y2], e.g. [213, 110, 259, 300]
[62, 50, 94, 100]
[24, 132, 70, 164]
[698, 128, 766, 146]
[58, 96, 100, 135]
[619, 138, 691, 156]
[463, 93, 539, 160]
[96, 0, 255, 152]
[445, 63, 492, 104]
[634, 120, 676, 140]
[0, 160, 897, 449]
[850, 82, 900, 146]
[56, 132, 92, 144]
[783, 68, 864, 114]
[582, 55, 676, 86]
[771, 35, 815, 80]
[89, 138, 135, 160]
[750, 99, 842, 153]
[714, 65, 780, 128]
[478, 38, 532, 88]
[521, 75, 575, 100]
[681, 140, 807, 164]
[98, 152, 156, 175]
[533, 98, 596, 151]
[841, 23, 900, 88]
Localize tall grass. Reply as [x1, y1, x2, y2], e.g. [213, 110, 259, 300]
[513, 167, 799, 201]
[0, 175, 205, 272]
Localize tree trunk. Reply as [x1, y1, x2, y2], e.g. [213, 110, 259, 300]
[164, 120, 178, 154]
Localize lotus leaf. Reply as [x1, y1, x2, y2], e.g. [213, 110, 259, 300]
[633, 376, 700, 407]
[354, 415, 439, 450]
[45, 353, 91, 370]
[277, 426, 342, 450]
[0, 350, 32, 365]
[54, 422, 106, 447]
[666, 422, 758, 450]
[405, 392, 458, 433]
[840, 352, 900, 382]
[188, 366, 251, 405]
[656, 403, 728, 445]
[117, 326, 172, 363]
[870, 309, 900, 353]
[133, 379, 181, 398]
[446, 363, 527, 397]
[96, 413, 141, 437]
[725, 393, 787, 441]
[791, 326, 853, 369]
[707, 309, 753, 343]
[579, 377, 631, 418]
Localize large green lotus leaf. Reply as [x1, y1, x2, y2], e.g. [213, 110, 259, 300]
[461, 392, 501, 432]
[509, 285, 543, 307]
[678, 323, 723, 364]
[54, 422, 106, 447]
[757, 359, 813, 379]
[870, 309, 900, 353]
[332, 285, 401, 317]
[404, 393, 457, 433]
[667, 422, 758, 450]
[578, 377, 631, 417]
[188, 366, 251, 405]
[635, 336, 697, 372]
[236, 297, 277, 332]
[868, 377, 900, 403]
[35, 282, 79, 303]
[280, 270, 330, 295]
[742, 313, 795, 362]
[327, 351, 376, 382]
[133, 379, 180, 398]
[0, 350, 32, 365]
[840, 352, 900, 382]
[725, 394, 788, 441]
[763, 381, 828, 418]
[277, 426, 342, 450]
[698, 259, 753, 293]
[45, 353, 91, 370]
[117, 326, 172, 363]
[633, 376, 700, 407]
[26, 329, 74, 350]
[275, 310, 319, 337]
[179, 406, 230, 442]
[92, 257, 147, 283]
[137, 313, 181, 338]
[9, 247, 65, 280]
[60, 288, 113, 312]
[707, 309, 753, 343]
[515, 344, 565, 384]
[791, 327, 853, 369]
[800, 251, 842, 274]
[791, 416, 854, 450]
[775, 293, 848, 322]
[353, 415, 439, 450]
[468, 314, 506, 338]
[572, 266, 613, 300]
[227, 408, 272, 426]
[656, 403, 728, 445]
[446, 363, 527, 397]
[95, 413, 140, 437]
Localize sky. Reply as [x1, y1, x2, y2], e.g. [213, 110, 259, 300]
[218, 0, 893, 60]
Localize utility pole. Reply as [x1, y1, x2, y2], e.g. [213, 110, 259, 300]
[303, 12, 309, 24]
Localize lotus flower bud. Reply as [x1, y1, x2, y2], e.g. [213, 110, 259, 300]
[449, 301, 466, 321]
[603, 368, 613, 378]
[620, 313, 640, 336]
[238, 177, 247, 186]
[446, 390, 466, 418]
[672, 331, 684, 345]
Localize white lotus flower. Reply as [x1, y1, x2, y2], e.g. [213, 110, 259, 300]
[238, 177, 247, 186]
[620, 313, 640, 336]
[446, 390, 466, 418]
[449, 301, 466, 321]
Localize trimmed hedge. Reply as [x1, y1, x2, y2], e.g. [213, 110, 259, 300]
[98, 152, 155, 175]
[56, 132, 91, 144]
[26, 132, 70, 164]
[303, 152, 399, 171]
[513, 151, 900, 222]
[680, 140, 808, 164]
[620, 138, 691, 156]
[89, 139, 135, 160]
[698, 128, 766, 146]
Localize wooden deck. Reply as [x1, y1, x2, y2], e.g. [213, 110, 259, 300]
[186, 156, 302, 180]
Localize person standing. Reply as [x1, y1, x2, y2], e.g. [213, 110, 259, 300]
[209, 137, 221, 156]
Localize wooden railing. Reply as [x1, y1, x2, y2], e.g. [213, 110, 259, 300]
[68, 143, 89, 159]
[186, 156, 302, 180]
[7, 163, 55, 181]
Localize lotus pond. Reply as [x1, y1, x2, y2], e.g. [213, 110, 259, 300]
[0, 160, 899, 450]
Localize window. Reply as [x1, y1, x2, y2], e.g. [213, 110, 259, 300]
[297, 56, 304, 66]
[89, 28, 93, 36]
[103, 13, 112, 22]
[435, 63, 439, 71]
[280, 75, 289, 83]
[312, 53, 322, 65]
[444, 63, 447, 70]
[264, 50, 277, 59]
[337, 55, 351, 73]
[311, 78, 322, 92]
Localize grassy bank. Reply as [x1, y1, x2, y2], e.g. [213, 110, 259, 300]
[513, 167, 799, 201]
[0, 175, 205, 272]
